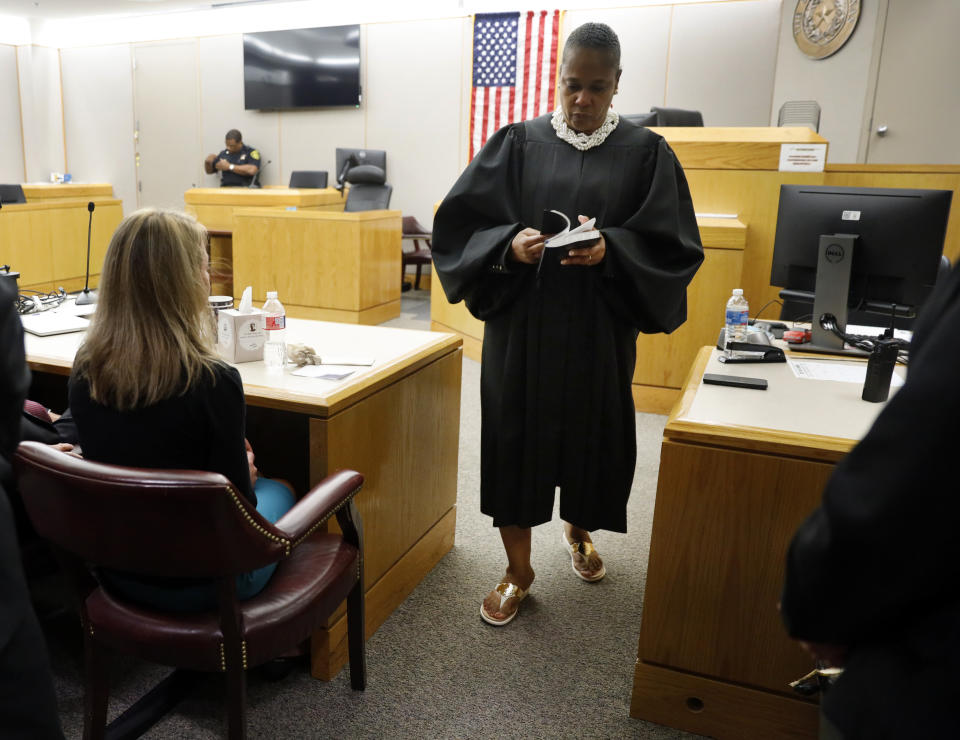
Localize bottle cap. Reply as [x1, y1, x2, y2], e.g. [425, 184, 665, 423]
[266, 291, 278, 299]
[732, 288, 743, 295]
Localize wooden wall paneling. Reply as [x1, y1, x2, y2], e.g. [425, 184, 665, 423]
[232, 209, 401, 324]
[634, 220, 746, 405]
[2, 199, 121, 292]
[1, 206, 55, 286]
[21, 183, 113, 200]
[185, 203, 235, 232]
[208, 233, 233, 297]
[683, 169, 826, 320]
[639, 439, 832, 694]
[184, 187, 345, 231]
[823, 166, 960, 266]
[360, 214, 403, 310]
[307, 348, 462, 679]
[631, 661, 818, 740]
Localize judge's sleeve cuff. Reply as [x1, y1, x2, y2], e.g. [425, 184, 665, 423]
[599, 231, 617, 278]
[489, 233, 518, 274]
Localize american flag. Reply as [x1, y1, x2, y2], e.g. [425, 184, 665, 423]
[470, 9, 561, 160]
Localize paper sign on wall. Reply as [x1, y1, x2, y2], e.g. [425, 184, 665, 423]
[779, 143, 827, 172]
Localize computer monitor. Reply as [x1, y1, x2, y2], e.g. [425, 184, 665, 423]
[770, 184, 952, 355]
[334, 148, 386, 187]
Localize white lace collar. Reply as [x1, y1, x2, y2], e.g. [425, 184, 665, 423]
[550, 109, 619, 151]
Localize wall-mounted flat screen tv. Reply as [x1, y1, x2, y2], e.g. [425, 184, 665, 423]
[243, 25, 361, 110]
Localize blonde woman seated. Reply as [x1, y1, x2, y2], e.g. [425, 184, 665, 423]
[68, 208, 294, 611]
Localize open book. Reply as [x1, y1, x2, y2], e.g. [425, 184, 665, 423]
[542, 210, 600, 249]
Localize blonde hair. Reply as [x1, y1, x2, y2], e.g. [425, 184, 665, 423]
[74, 208, 219, 411]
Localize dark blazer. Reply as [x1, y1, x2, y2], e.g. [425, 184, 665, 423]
[0, 279, 64, 739]
[782, 265, 960, 738]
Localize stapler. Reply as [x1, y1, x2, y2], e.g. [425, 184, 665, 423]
[716, 328, 786, 363]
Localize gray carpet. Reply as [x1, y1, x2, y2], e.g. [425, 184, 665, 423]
[39, 288, 705, 739]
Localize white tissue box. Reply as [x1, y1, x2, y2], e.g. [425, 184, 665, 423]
[217, 308, 265, 363]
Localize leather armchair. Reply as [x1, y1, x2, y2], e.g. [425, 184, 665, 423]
[14, 441, 366, 740]
[289, 171, 329, 189]
[401, 216, 433, 291]
[649, 106, 704, 126]
[344, 166, 392, 212]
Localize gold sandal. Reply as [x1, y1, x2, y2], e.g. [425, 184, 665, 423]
[562, 530, 606, 582]
[480, 581, 528, 626]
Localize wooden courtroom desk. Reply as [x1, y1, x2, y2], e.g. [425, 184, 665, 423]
[24, 317, 462, 681]
[232, 208, 402, 325]
[184, 187, 345, 232]
[631, 346, 904, 739]
[429, 216, 747, 413]
[0, 196, 123, 293]
[21, 183, 115, 201]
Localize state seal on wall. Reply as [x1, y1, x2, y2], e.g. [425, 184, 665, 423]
[793, 0, 861, 59]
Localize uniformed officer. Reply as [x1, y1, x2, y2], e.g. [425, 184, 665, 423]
[204, 129, 261, 187]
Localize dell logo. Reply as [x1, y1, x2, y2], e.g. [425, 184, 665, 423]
[825, 243, 845, 263]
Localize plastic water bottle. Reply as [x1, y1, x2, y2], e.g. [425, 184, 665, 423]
[263, 291, 286, 369]
[724, 289, 749, 358]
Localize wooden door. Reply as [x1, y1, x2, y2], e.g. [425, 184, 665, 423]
[866, 0, 960, 164]
[132, 41, 202, 209]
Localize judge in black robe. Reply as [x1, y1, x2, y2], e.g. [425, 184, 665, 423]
[434, 24, 702, 622]
[435, 115, 702, 531]
[782, 263, 960, 737]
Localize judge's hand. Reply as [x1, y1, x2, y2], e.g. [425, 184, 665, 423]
[561, 214, 606, 267]
[798, 640, 848, 668]
[509, 228, 547, 264]
[245, 438, 259, 484]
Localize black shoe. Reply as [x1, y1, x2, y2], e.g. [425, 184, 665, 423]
[255, 657, 301, 682]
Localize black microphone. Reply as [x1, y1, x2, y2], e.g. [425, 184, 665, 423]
[335, 155, 358, 195]
[250, 159, 271, 188]
[75, 201, 97, 306]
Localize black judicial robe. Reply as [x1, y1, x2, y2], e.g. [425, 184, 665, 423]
[782, 264, 960, 737]
[433, 115, 703, 532]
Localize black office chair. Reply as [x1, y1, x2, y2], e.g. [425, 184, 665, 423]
[289, 171, 329, 189]
[778, 100, 821, 133]
[650, 107, 704, 126]
[0, 184, 26, 204]
[344, 166, 392, 212]
[620, 112, 658, 127]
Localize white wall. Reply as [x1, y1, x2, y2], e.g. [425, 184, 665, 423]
[60, 45, 137, 212]
[0, 45, 25, 183]
[564, 5, 672, 118]
[17, 45, 65, 182]
[667, 0, 781, 126]
[365, 17, 467, 224]
[0, 15, 30, 46]
[770, 0, 884, 162]
[198, 35, 282, 187]
[5, 1, 788, 224]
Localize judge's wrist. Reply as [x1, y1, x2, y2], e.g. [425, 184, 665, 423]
[496, 238, 518, 271]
